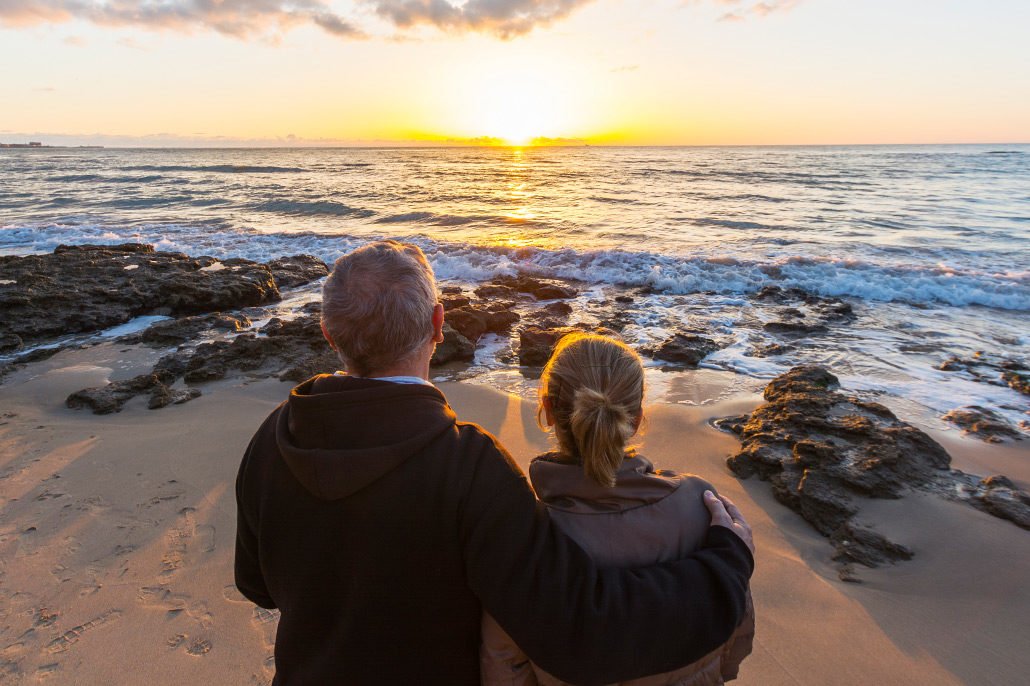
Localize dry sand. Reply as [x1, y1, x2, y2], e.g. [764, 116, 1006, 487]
[1, 343, 1028, 685]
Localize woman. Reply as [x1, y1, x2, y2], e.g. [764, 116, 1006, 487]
[481, 333, 755, 686]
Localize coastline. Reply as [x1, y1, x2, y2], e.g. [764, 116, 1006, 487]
[1, 342, 1028, 684]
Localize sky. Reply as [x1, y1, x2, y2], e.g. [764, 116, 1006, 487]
[1, 0, 1028, 146]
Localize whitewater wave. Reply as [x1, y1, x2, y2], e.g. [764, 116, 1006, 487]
[3, 222, 1028, 310]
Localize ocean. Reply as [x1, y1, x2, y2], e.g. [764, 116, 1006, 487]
[2, 145, 1028, 431]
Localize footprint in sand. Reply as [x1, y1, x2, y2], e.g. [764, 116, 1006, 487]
[45, 609, 122, 654]
[185, 638, 212, 657]
[36, 663, 59, 681]
[252, 607, 280, 676]
[221, 585, 248, 603]
[160, 508, 216, 578]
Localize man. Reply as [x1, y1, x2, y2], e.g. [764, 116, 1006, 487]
[235, 240, 754, 685]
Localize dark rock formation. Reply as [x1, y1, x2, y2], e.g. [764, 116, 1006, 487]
[0, 244, 281, 346]
[749, 342, 794, 358]
[937, 352, 1029, 397]
[763, 320, 828, 335]
[722, 366, 949, 574]
[942, 406, 1024, 442]
[967, 476, 1030, 529]
[133, 313, 252, 347]
[518, 326, 582, 366]
[643, 333, 722, 367]
[719, 365, 1030, 576]
[180, 315, 339, 384]
[474, 275, 577, 301]
[431, 323, 475, 366]
[265, 255, 329, 289]
[66, 370, 200, 415]
[445, 306, 520, 343]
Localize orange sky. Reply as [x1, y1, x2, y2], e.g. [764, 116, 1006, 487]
[1, 0, 1028, 146]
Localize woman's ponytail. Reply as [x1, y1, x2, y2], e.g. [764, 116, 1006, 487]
[569, 387, 635, 488]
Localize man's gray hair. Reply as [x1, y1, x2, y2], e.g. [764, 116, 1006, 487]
[321, 240, 438, 376]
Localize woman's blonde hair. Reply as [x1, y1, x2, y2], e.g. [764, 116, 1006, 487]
[538, 333, 645, 488]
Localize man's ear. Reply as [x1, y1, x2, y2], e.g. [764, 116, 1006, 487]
[321, 320, 336, 350]
[542, 395, 555, 427]
[431, 303, 445, 344]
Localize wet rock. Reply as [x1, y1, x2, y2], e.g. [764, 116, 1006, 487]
[763, 320, 828, 335]
[0, 333, 23, 353]
[937, 352, 1029, 396]
[476, 275, 578, 301]
[518, 326, 582, 366]
[1002, 371, 1029, 396]
[445, 306, 520, 343]
[613, 295, 634, 304]
[0, 244, 280, 346]
[431, 323, 475, 366]
[136, 313, 252, 346]
[66, 373, 200, 415]
[441, 295, 471, 310]
[540, 301, 573, 318]
[643, 333, 721, 367]
[174, 314, 339, 384]
[967, 476, 1030, 529]
[723, 365, 951, 569]
[712, 415, 747, 436]
[265, 255, 329, 289]
[148, 385, 203, 410]
[942, 406, 1024, 442]
[749, 342, 794, 358]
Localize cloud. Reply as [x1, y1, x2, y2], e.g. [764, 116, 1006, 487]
[610, 64, 639, 73]
[364, 0, 597, 38]
[0, 0, 365, 40]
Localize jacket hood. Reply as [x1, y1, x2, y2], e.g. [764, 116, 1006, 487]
[276, 374, 457, 500]
[529, 453, 681, 513]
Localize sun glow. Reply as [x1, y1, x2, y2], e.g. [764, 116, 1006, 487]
[433, 58, 596, 145]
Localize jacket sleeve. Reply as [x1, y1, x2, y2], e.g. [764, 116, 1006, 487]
[720, 590, 756, 681]
[480, 612, 539, 686]
[234, 427, 277, 609]
[459, 433, 754, 685]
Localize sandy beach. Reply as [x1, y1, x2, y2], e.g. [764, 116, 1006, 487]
[0, 342, 1026, 685]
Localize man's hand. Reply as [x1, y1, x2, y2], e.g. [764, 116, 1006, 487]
[704, 491, 755, 555]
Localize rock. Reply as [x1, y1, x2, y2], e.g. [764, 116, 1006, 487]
[749, 342, 793, 358]
[712, 415, 748, 435]
[441, 295, 471, 310]
[0, 333, 23, 353]
[474, 283, 519, 299]
[66, 373, 200, 414]
[942, 406, 1024, 442]
[265, 255, 329, 289]
[0, 244, 280, 346]
[518, 326, 582, 366]
[431, 323, 475, 366]
[541, 301, 573, 318]
[148, 385, 202, 409]
[136, 313, 252, 346]
[722, 365, 952, 569]
[1002, 371, 1029, 396]
[613, 295, 634, 304]
[176, 314, 340, 384]
[445, 306, 520, 343]
[476, 275, 578, 301]
[643, 333, 721, 367]
[970, 477, 1030, 529]
[763, 320, 828, 335]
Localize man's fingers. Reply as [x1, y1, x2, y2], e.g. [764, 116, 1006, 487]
[703, 490, 732, 527]
[717, 494, 745, 522]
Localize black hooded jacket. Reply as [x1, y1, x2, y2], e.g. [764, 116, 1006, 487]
[235, 375, 754, 685]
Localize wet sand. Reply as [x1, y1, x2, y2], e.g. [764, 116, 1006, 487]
[1, 343, 1027, 684]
